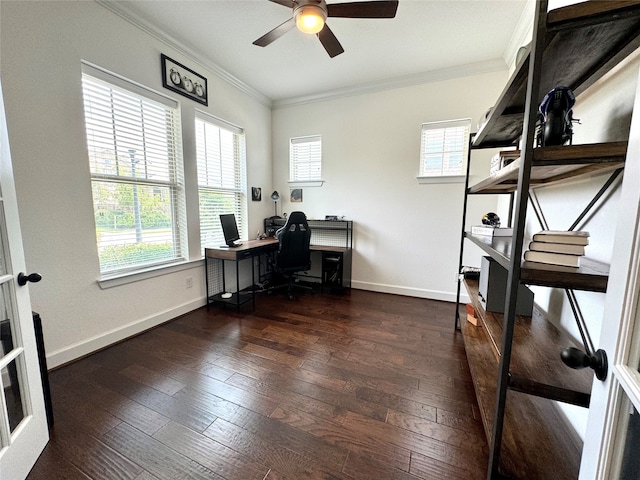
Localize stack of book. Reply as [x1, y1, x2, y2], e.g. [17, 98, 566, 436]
[524, 230, 589, 267]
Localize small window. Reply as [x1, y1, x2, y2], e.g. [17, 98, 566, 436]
[81, 64, 187, 275]
[195, 112, 247, 253]
[290, 135, 322, 184]
[419, 119, 471, 179]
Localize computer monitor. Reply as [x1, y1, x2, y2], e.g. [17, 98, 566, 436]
[219, 213, 240, 247]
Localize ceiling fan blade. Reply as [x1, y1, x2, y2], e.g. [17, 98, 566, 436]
[253, 17, 296, 47]
[317, 24, 344, 58]
[268, 0, 295, 7]
[327, 1, 399, 18]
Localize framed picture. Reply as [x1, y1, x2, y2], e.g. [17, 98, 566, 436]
[290, 188, 303, 202]
[161, 54, 208, 106]
[251, 187, 262, 201]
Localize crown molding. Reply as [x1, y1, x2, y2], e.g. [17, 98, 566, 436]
[272, 58, 508, 109]
[95, 0, 517, 111]
[94, 0, 273, 108]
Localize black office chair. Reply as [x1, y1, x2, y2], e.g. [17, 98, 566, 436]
[271, 211, 312, 300]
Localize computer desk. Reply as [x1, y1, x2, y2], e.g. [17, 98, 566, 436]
[205, 238, 352, 311]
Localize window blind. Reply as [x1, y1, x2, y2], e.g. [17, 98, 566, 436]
[420, 119, 471, 177]
[290, 135, 322, 182]
[82, 65, 186, 274]
[195, 111, 247, 253]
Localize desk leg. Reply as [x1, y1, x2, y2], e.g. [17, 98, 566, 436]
[205, 257, 210, 305]
[251, 256, 256, 310]
[235, 257, 241, 313]
[221, 260, 227, 296]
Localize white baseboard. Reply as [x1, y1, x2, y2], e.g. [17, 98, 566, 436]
[352, 280, 469, 304]
[46, 297, 207, 369]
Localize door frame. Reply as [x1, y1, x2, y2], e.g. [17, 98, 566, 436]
[0, 79, 48, 479]
[579, 61, 640, 479]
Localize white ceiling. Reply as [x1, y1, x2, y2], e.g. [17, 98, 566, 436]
[102, 0, 531, 106]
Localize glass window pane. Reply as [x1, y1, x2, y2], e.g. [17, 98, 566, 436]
[2, 358, 25, 433]
[0, 208, 7, 276]
[93, 181, 178, 272]
[196, 114, 247, 255]
[82, 70, 185, 275]
[0, 283, 14, 361]
[617, 398, 640, 479]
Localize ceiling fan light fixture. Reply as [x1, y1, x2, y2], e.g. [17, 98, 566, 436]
[295, 5, 326, 34]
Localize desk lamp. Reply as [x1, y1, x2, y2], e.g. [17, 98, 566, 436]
[271, 191, 280, 216]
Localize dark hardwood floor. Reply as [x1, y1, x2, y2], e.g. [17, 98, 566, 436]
[28, 289, 488, 479]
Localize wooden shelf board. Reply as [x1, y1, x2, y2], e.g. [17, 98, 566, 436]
[468, 142, 626, 194]
[473, 2, 640, 148]
[460, 305, 583, 479]
[465, 233, 610, 292]
[463, 279, 592, 395]
[521, 257, 609, 293]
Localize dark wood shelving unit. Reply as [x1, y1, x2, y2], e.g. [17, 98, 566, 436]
[454, 1, 640, 478]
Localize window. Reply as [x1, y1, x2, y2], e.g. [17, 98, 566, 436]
[82, 64, 187, 275]
[290, 135, 322, 184]
[195, 112, 247, 253]
[419, 118, 471, 180]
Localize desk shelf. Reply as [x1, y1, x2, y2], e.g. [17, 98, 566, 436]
[208, 291, 254, 309]
[265, 218, 353, 249]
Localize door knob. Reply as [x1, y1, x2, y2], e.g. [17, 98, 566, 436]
[17, 272, 42, 286]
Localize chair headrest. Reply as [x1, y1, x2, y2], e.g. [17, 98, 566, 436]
[285, 211, 308, 226]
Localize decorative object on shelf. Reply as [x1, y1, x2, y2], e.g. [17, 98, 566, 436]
[270, 191, 280, 216]
[536, 86, 576, 147]
[251, 187, 262, 201]
[481, 212, 500, 227]
[291, 188, 303, 202]
[489, 149, 520, 176]
[161, 54, 208, 106]
[516, 43, 530, 65]
[478, 107, 493, 131]
[461, 266, 480, 280]
[466, 303, 479, 326]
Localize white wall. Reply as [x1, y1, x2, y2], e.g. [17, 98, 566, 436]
[0, 1, 273, 368]
[272, 71, 508, 300]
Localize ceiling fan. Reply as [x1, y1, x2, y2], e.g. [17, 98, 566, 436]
[253, 0, 399, 58]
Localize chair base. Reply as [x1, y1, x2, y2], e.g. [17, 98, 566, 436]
[265, 274, 314, 300]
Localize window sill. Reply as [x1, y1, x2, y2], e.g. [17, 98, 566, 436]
[417, 175, 466, 184]
[98, 259, 204, 289]
[288, 180, 324, 187]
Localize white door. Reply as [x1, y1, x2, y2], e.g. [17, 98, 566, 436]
[0, 80, 48, 478]
[579, 63, 640, 478]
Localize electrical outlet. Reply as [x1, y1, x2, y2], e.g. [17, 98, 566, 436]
[185, 276, 193, 289]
